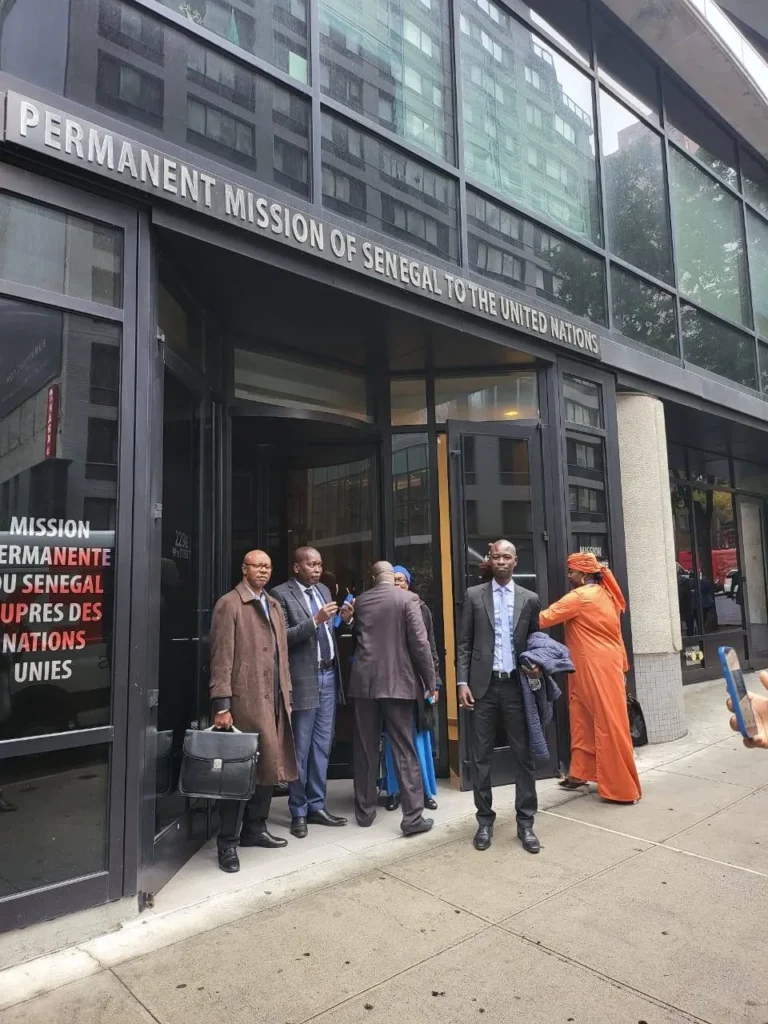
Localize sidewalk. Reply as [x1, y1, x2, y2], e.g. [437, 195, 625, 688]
[3, 677, 768, 1023]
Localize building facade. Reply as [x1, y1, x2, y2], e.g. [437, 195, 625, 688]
[1, 0, 768, 933]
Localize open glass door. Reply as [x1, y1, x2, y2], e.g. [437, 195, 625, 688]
[737, 496, 768, 666]
[447, 420, 557, 789]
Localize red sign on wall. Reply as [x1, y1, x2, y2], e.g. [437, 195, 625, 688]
[44, 383, 59, 459]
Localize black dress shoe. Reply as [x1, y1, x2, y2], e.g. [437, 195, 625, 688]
[291, 816, 308, 838]
[473, 824, 493, 851]
[424, 797, 438, 811]
[307, 809, 347, 827]
[518, 826, 540, 854]
[402, 817, 434, 836]
[218, 846, 240, 873]
[385, 793, 401, 812]
[240, 830, 288, 849]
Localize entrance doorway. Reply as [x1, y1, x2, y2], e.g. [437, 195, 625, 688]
[737, 496, 768, 664]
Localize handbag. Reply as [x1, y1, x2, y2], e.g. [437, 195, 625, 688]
[626, 693, 648, 748]
[178, 726, 260, 801]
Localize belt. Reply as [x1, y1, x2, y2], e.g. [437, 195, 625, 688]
[491, 670, 517, 680]
[319, 658, 336, 670]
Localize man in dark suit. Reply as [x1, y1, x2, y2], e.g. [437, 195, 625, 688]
[457, 539, 542, 854]
[350, 560, 436, 836]
[272, 547, 353, 838]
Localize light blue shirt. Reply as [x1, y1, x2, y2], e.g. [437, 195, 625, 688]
[492, 580, 516, 673]
[245, 583, 269, 619]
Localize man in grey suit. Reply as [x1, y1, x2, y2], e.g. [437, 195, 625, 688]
[350, 560, 436, 836]
[272, 547, 354, 838]
[457, 540, 542, 854]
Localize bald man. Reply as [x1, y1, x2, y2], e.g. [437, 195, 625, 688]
[209, 550, 298, 873]
[349, 561, 436, 835]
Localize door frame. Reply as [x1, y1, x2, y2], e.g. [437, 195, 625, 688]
[736, 494, 768, 671]
[445, 419, 558, 790]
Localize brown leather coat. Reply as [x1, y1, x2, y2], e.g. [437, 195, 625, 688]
[209, 582, 297, 786]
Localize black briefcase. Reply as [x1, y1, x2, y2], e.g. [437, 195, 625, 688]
[178, 727, 260, 801]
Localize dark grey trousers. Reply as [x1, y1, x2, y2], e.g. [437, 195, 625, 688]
[353, 697, 424, 830]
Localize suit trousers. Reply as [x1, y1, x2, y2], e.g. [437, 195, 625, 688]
[288, 666, 337, 818]
[218, 785, 273, 849]
[471, 672, 537, 828]
[353, 697, 424, 830]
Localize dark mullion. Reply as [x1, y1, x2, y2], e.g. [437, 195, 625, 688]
[660, 75, 686, 365]
[308, 0, 322, 207]
[449, 0, 469, 267]
[591, 46, 611, 326]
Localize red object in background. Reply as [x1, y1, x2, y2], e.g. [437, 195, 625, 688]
[677, 549, 737, 587]
[44, 384, 59, 458]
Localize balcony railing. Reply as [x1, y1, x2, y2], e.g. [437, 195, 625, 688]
[687, 0, 768, 105]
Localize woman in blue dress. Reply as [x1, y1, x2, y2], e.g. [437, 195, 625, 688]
[380, 566, 440, 811]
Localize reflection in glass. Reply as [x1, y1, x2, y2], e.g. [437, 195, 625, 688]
[671, 484, 700, 642]
[746, 210, 768, 338]
[610, 265, 678, 357]
[562, 375, 601, 427]
[434, 372, 538, 423]
[460, 433, 535, 591]
[392, 434, 434, 606]
[0, 193, 123, 307]
[566, 433, 608, 561]
[321, 113, 459, 262]
[0, 301, 119, 740]
[466, 191, 606, 325]
[669, 149, 751, 328]
[740, 499, 768, 660]
[681, 303, 757, 390]
[319, 0, 454, 161]
[594, 11, 659, 120]
[599, 90, 672, 283]
[687, 448, 730, 488]
[741, 150, 768, 218]
[761, 342, 768, 393]
[0, 745, 109, 893]
[734, 460, 768, 497]
[234, 349, 370, 421]
[154, 0, 309, 83]
[391, 379, 427, 426]
[459, 0, 600, 242]
[692, 488, 742, 634]
[523, 0, 590, 64]
[664, 78, 738, 188]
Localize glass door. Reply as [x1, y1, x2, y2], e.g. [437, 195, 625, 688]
[446, 421, 557, 789]
[144, 355, 214, 896]
[737, 497, 768, 665]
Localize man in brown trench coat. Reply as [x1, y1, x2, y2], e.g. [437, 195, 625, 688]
[209, 550, 298, 873]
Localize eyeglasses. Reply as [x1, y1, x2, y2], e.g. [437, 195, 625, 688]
[243, 562, 271, 570]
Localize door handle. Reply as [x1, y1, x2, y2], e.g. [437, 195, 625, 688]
[148, 688, 159, 709]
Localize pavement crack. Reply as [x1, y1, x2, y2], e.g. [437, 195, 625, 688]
[110, 970, 165, 1024]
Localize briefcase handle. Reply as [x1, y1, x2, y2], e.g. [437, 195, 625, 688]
[205, 725, 243, 733]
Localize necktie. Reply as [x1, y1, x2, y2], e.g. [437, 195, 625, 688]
[308, 587, 333, 662]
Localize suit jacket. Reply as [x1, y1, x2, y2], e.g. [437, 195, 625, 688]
[349, 583, 436, 700]
[209, 582, 298, 785]
[271, 578, 343, 711]
[456, 582, 541, 701]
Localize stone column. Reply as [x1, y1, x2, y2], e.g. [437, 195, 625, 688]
[616, 393, 687, 742]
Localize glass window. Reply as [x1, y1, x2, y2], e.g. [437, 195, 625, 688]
[599, 90, 672, 283]
[746, 210, 768, 339]
[594, 11, 659, 120]
[319, 0, 454, 162]
[0, 194, 122, 307]
[691, 488, 742, 634]
[392, 433, 435, 606]
[0, 744, 109, 891]
[610, 265, 678, 357]
[234, 349, 370, 421]
[681, 303, 757, 390]
[687, 449, 730, 488]
[434, 372, 538, 422]
[664, 78, 738, 189]
[67, 0, 311, 197]
[153, 0, 308, 83]
[522, 0, 590, 65]
[734, 460, 768, 497]
[459, 0, 600, 243]
[0, 301, 121, 739]
[391, 379, 428, 426]
[741, 150, 768, 218]
[466, 191, 606, 325]
[563, 375, 601, 428]
[671, 484, 702, 652]
[669, 149, 751, 329]
[321, 113, 459, 262]
[89, 343, 120, 407]
[761, 341, 768, 393]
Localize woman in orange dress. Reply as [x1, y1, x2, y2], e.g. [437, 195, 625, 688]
[539, 553, 641, 804]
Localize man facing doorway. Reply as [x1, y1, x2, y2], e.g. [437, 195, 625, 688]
[273, 547, 353, 837]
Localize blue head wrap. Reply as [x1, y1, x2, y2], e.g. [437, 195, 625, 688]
[392, 565, 412, 585]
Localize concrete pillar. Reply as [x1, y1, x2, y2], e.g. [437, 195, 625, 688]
[616, 393, 687, 742]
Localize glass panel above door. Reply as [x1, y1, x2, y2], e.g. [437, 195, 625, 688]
[434, 372, 538, 423]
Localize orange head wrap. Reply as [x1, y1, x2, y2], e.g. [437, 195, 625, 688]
[567, 552, 626, 614]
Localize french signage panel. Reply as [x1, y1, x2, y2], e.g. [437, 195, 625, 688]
[3, 91, 602, 360]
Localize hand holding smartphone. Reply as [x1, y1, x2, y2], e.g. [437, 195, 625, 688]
[718, 646, 759, 740]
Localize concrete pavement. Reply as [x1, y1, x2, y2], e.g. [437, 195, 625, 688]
[2, 677, 768, 1024]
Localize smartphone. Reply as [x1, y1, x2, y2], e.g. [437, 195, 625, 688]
[718, 646, 759, 740]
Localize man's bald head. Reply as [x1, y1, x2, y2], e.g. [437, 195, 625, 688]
[488, 539, 517, 584]
[372, 560, 395, 584]
[242, 549, 273, 592]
